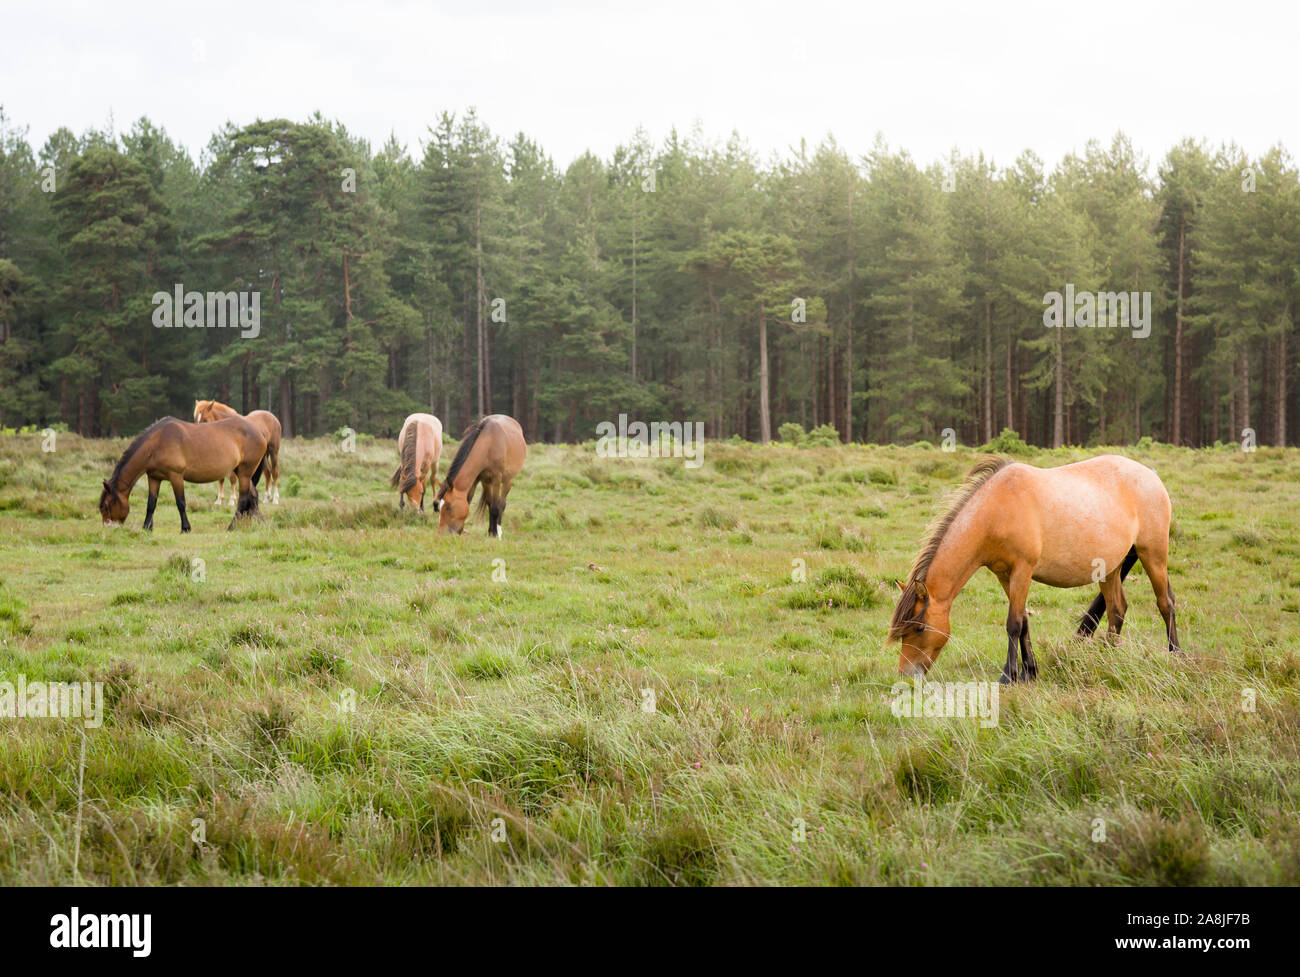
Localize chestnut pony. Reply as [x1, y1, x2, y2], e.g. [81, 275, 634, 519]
[390, 412, 443, 510]
[193, 400, 283, 505]
[435, 415, 526, 536]
[887, 455, 1180, 683]
[99, 416, 268, 532]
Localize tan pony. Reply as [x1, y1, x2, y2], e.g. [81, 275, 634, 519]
[99, 417, 268, 532]
[887, 455, 1181, 683]
[194, 400, 283, 505]
[435, 415, 526, 536]
[390, 412, 443, 510]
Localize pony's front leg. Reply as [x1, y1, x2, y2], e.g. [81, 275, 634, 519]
[999, 567, 1032, 684]
[170, 474, 191, 533]
[1019, 616, 1037, 680]
[229, 473, 259, 529]
[143, 476, 161, 532]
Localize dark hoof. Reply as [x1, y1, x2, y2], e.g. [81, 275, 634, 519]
[181, 527, 191, 534]
[999, 670, 1015, 685]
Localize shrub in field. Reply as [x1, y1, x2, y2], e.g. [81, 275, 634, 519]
[979, 427, 1032, 454]
[777, 422, 806, 445]
[805, 424, 840, 447]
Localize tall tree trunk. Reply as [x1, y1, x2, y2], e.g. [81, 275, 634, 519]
[475, 194, 486, 418]
[758, 306, 771, 444]
[1277, 323, 1288, 446]
[1052, 327, 1064, 448]
[845, 184, 854, 442]
[845, 321, 853, 442]
[626, 197, 631, 376]
[280, 376, 292, 439]
[1237, 346, 1251, 440]
[983, 298, 993, 442]
[1172, 219, 1186, 445]
[1005, 321, 1014, 432]
[826, 337, 837, 436]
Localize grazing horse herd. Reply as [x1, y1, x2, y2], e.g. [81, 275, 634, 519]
[98, 408, 1179, 682]
[98, 403, 526, 537]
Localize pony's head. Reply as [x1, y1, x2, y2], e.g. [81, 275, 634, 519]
[437, 488, 469, 534]
[887, 578, 950, 676]
[193, 400, 211, 422]
[99, 479, 129, 525]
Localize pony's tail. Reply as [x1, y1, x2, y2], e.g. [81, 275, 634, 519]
[1077, 546, 1138, 636]
[252, 451, 266, 487]
[393, 423, 418, 494]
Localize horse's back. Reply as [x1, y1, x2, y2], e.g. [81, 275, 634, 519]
[246, 410, 282, 447]
[481, 414, 526, 474]
[993, 455, 1170, 585]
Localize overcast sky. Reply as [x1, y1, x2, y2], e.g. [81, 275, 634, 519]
[4, 0, 1297, 173]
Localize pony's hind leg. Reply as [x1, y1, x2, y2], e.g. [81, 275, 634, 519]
[1137, 546, 1181, 654]
[170, 474, 191, 533]
[1100, 567, 1128, 641]
[1077, 546, 1138, 637]
[143, 475, 161, 532]
[228, 472, 238, 506]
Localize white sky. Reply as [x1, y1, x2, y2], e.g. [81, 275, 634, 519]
[4, 0, 1297, 173]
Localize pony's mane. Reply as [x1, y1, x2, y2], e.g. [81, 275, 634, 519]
[392, 422, 420, 494]
[437, 417, 488, 501]
[887, 455, 1012, 643]
[108, 416, 179, 487]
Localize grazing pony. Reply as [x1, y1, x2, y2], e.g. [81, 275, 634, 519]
[887, 455, 1180, 683]
[99, 416, 268, 532]
[193, 400, 283, 505]
[435, 414, 526, 536]
[390, 412, 443, 510]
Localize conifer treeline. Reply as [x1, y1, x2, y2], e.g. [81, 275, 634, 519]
[0, 107, 1296, 446]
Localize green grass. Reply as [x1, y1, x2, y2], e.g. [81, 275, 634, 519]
[0, 432, 1298, 885]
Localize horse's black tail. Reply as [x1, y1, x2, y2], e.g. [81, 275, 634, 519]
[1077, 546, 1138, 636]
[252, 451, 266, 487]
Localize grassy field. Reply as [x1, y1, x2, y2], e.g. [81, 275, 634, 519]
[1, 430, 1298, 885]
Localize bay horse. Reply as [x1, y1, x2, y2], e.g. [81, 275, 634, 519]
[193, 400, 283, 505]
[887, 455, 1180, 683]
[99, 417, 268, 532]
[435, 415, 526, 536]
[390, 412, 443, 511]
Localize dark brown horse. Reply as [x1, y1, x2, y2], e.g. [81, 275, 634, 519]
[436, 415, 526, 536]
[193, 399, 283, 505]
[99, 417, 268, 532]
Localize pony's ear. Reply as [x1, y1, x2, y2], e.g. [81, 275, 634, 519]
[914, 580, 928, 600]
[895, 579, 905, 592]
[102, 479, 112, 492]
